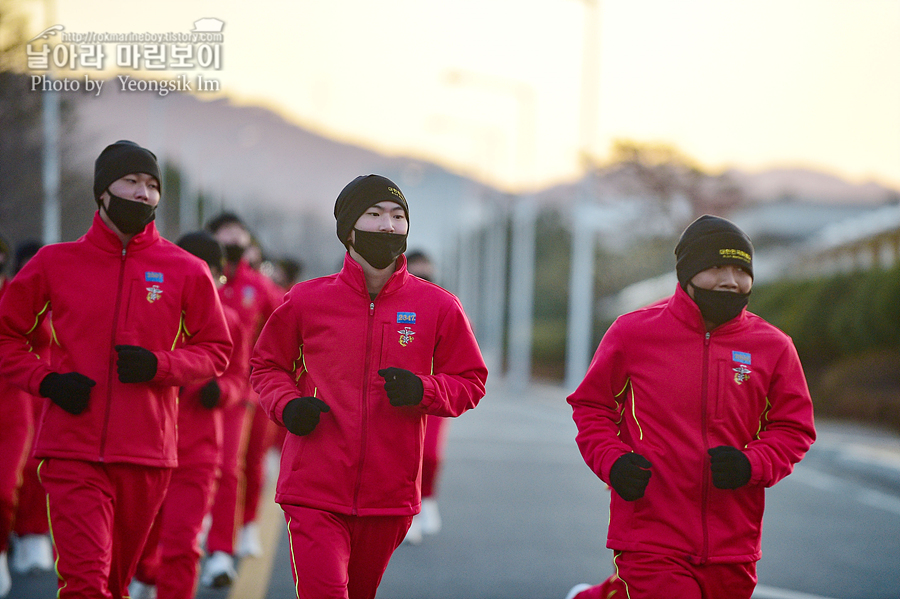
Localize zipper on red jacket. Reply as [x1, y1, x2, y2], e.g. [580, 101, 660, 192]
[100, 247, 128, 461]
[352, 299, 376, 515]
[699, 330, 711, 564]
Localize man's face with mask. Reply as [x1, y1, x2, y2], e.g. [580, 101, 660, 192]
[213, 222, 252, 264]
[347, 201, 409, 270]
[99, 173, 160, 236]
[687, 264, 752, 329]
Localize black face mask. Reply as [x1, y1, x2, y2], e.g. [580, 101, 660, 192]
[103, 192, 156, 235]
[689, 283, 750, 328]
[351, 229, 407, 270]
[223, 244, 245, 264]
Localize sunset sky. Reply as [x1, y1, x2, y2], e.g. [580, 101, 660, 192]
[18, 0, 900, 192]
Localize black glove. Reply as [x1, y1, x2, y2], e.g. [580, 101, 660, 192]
[609, 453, 652, 501]
[114, 345, 158, 383]
[708, 446, 751, 489]
[39, 372, 96, 415]
[282, 396, 331, 436]
[377, 367, 424, 407]
[199, 379, 221, 409]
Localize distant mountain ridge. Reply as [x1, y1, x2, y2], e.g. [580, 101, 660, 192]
[72, 85, 899, 214]
[71, 85, 433, 219]
[727, 167, 900, 205]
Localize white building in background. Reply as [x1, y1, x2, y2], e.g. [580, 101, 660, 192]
[795, 203, 900, 277]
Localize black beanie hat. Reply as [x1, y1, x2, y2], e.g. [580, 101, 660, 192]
[14, 240, 42, 274]
[675, 215, 754, 287]
[177, 231, 224, 270]
[334, 175, 409, 246]
[93, 140, 161, 204]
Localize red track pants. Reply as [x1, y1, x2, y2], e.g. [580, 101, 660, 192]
[281, 504, 411, 599]
[241, 402, 277, 527]
[134, 462, 218, 599]
[0, 383, 33, 553]
[14, 394, 49, 537]
[574, 551, 757, 599]
[39, 458, 170, 599]
[205, 402, 251, 554]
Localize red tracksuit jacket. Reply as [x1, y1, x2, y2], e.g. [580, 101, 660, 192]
[250, 253, 488, 516]
[0, 213, 233, 467]
[219, 259, 283, 341]
[568, 284, 816, 564]
[177, 302, 249, 467]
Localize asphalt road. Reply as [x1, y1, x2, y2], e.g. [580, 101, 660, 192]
[7, 381, 900, 599]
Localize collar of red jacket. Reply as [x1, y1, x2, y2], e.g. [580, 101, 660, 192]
[86, 210, 161, 254]
[667, 281, 748, 334]
[338, 252, 409, 298]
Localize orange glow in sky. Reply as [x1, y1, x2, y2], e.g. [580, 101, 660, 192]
[21, 0, 900, 192]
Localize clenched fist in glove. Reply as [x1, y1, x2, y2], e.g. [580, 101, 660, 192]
[199, 379, 221, 409]
[609, 452, 652, 501]
[114, 345, 158, 383]
[39, 372, 96, 415]
[377, 367, 424, 407]
[708, 446, 751, 489]
[282, 396, 331, 436]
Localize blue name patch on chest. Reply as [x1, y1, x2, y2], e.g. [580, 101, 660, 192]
[145, 272, 164, 283]
[397, 312, 416, 324]
[732, 351, 751, 365]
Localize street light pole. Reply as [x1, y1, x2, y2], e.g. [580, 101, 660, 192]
[41, 0, 60, 244]
[507, 195, 537, 389]
[41, 88, 60, 244]
[565, 0, 602, 390]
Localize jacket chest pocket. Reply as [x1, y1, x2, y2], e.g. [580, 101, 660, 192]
[378, 322, 431, 374]
[122, 278, 170, 336]
[714, 358, 761, 424]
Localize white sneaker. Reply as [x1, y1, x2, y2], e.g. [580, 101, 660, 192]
[11, 534, 54, 573]
[419, 498, 442, 535]
[564, 583, 592, 599]
[236, 521, 263, 558]
[200, 551, 236, 588]
[402, 514, 423, 545]
[127, 579, 157, 599]
[0, 552, 11, 599]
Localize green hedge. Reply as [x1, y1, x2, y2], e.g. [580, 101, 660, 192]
[531, 262, 900, 416]
[751, 264, 900, 369]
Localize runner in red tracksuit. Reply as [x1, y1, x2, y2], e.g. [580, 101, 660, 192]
[230, 260, 284, 555]
[402, 249, 449, 544]
[8, 241, 54, 576]
[0, 245, 38, 595]
[202, 212, 284, 586]
[566, 215, 816, 599]
[251, 175, 488, 599]
[130, 231, 251, 599]
[0, 141, 232, 599]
